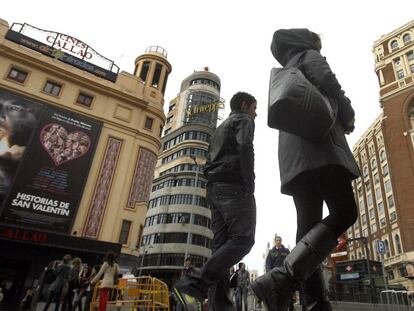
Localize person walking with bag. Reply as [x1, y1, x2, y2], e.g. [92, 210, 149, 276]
[42, 254, 72, 311]
[174, 91, 257, 311]
[91, 251, 120, 311]
[250, 29, 360, 311]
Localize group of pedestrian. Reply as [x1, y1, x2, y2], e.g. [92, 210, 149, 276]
[173, 27, 359, 311]
[41, 254, 95, 311]
[41, 251, 119, 311]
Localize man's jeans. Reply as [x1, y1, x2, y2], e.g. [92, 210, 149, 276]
[179, 182, 256, 311]
[235, 286, 249, 311]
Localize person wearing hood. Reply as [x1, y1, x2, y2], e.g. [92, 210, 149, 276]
[250, 29, 359, 311]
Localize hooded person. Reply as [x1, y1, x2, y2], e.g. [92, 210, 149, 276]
[250, 29, 360, 311]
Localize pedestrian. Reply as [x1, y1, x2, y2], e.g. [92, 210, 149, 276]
[83, 265, 100, 311]
[235, 263, 249, 311]
[91, 251, 120, 311]
[72, 265, 91, 311]
[250, 28, 359, 311]
[265, 236, 294, 311]
[61, 257, 82, 311]
[20, 288, 33, 311]
[176, 258, 196, 311]
[42, 254, 72, 311]
[174, 91, 257, 311]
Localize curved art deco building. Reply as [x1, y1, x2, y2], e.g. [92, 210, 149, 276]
[138, 68, 222, 284]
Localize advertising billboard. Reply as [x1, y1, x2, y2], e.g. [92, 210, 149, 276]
[0, 88, 102, 233]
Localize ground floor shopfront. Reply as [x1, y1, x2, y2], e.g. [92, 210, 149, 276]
[0, 224, 123, 311]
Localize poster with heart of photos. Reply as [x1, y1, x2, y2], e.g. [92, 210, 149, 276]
[0, 88, 102, 233]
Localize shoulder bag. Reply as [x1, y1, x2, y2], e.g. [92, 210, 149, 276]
[268, 51, 337, 142]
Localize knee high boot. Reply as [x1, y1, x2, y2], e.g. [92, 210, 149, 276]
[300, 268, 332, 311]
[250, 223, 337, 311]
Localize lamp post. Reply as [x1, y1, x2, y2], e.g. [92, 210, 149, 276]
[138, 245, 153, 277]
[184, 156, 199, 261]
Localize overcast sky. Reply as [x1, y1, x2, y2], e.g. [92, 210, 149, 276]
[2, 1, 414, 273]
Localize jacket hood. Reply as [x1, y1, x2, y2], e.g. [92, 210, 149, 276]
[271, 28, 319, 66]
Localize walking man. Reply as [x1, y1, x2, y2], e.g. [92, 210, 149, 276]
[235, 263, 250, 311]
[265, 236, 294, 311]
[174, 91, 257, 311]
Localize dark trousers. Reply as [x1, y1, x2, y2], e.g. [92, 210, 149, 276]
[182, 183, 256, 311]
[291, 165, 357, 305]
[235, 286, 248, 311]
[42, 290, 61, 311]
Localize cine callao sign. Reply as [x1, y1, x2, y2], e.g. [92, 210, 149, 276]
[5, 23, 119, 82]
[187, 102, 225, 116]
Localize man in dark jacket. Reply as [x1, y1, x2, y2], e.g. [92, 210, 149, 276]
[251, 29, 359, 311]
[42, 254, 71, 311]
[235, 262, 250, 311]
[174, 91, 257, 311]
[265, 236, 294, 311]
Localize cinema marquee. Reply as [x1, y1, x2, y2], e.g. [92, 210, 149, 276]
[5, 23, 119, 82]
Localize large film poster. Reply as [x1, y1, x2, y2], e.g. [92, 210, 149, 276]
[0, 89, 102, 233]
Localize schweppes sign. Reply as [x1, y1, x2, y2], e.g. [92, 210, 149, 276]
[187, 102, 225, 117]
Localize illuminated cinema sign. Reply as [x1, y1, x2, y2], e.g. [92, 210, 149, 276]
[6, 23, 119, 82]
[186, 101, 225, 117]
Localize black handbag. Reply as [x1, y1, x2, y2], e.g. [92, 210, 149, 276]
[268, 52, 336, 142]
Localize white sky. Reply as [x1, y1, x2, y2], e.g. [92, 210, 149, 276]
[2, 1, 414, 274]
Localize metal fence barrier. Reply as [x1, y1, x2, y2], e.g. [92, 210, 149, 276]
[90, 276, 169, 311]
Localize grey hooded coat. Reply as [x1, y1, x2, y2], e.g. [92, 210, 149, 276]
[270, 29, 360, 194]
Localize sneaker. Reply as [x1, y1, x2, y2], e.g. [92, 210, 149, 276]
[174, 287, 202, 311]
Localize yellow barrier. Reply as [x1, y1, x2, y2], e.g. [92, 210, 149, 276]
[89, 276, 170, 311]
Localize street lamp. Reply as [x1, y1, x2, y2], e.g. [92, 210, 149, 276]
[184, 155, 199, 261]
[138, 245, 153, 277]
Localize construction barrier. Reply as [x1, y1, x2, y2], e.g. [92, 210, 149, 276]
[90, 276, 170, 311]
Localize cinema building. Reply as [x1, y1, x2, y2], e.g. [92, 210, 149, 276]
[138, 69, 223, 285]
[0, 18, 171, 308]
[346, 20, 414, 290]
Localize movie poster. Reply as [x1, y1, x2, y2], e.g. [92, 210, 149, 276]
[0, 88, 102, 233]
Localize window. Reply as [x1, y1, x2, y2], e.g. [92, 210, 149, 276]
[43, 80, 62, 96]
[395, 234, 402, 254]
[371, 223, 377, 233]
[7, 67, 28, 83]
[144, 117, 154, 130]
[375, 187, 382, 201]
[382, 164, 389, 176]
[390, 211, 397, 223]
[397, 70, 405, 79]
[151, 63, 163, 88]
[118, 220, 131, 244]
[76, 93, 93, 107]
[384, 180, 392, 193]
[391, 40, 399, 50]
[384, 239, 390, 257]
[367, 193, 373, 206]
[168, 104, 176, 112]
[363, 166, 369, 177]
[387, 195, 395, 208]
[403, 34, 412, 44]
[374, 173, 379, 184]
[380, 217, 386, 227]
[378, 202, 384, 214]
[380, 150, 386, 162]
[410, 64, 414, 74]
[394, 58, 401, 66]
[363, 228, 368, 237]
[369, 208, 375, 219]
[408, 51, 414, 61]
[388, 270, 395, 280]
[140, 61, 150, 82]
[362, 214, 367, 225]
[159, 126, 163, 137]
[371, 158, 377, 170]
[136, 224, 144, 248]
[167, 116, 173, 123]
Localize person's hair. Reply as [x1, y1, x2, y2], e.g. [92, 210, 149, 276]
[105, 251, 117, 267]
[185, 257, 192, 263]
[230, 92, 256, 111]
[62, 254, 72, 264]
[72, 257, 82, 267]
[238, 262, 245, 268]
[310, 31, 322, 50]
[275, 235, 282, 241]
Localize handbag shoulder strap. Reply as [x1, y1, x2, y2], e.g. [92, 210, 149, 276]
[285, 51, 307, 68]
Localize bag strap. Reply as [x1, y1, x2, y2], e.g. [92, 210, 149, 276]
[285, 51, 307, 68]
